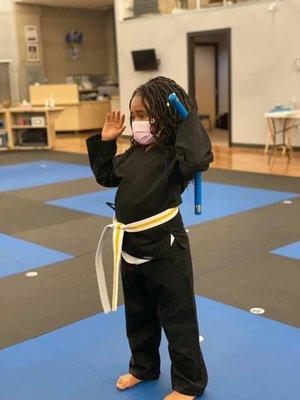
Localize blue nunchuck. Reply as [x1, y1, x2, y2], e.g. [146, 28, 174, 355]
[168, 93, 202, 215]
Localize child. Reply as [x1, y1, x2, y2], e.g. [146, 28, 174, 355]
[86, 76, 213, 399]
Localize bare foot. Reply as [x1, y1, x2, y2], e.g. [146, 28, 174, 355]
[163, 390, 196, 399]
[115, 373, 142, 390]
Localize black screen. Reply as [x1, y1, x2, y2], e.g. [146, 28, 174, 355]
[133, 0, 158, 16]
[131, 49, 158, 71]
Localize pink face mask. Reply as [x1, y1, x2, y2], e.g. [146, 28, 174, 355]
[132, 121, 156, 145]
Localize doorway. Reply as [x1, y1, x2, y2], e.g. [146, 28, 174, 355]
[188, 28, 231, 147]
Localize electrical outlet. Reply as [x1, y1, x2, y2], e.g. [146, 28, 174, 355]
[295, 58, 300, 71]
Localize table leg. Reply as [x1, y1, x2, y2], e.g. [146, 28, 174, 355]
[264, 117, 274, 154]
[282, 118, 287, 155]
[284, 118, 293, 159]
[267, 118, 277, 163]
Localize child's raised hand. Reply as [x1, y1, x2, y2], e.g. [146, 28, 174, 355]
[102, 111, 126, 141]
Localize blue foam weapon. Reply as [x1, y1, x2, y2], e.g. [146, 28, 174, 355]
[168, 93, 202, 215]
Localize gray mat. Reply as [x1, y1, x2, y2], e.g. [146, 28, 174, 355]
[2, 148, 300, 193]
[194, 253, 300, 328]
[0, 149, 88, 166]
[15, 215, 112, 257]
[204, 168, 300, 193]
[0, 250, 120, 350]
[9, 177, 103, 202]
[0, 192, 89, 235]
[189, 197, 300, 277]
[1, 197, 299, 349]
[0, 150, 299, 350]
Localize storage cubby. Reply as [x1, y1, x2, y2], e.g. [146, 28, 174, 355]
[0, 110, 11, 151]
[7, 107, 63, 150]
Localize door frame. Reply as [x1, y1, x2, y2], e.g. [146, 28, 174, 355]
[187, 28, 232, 146]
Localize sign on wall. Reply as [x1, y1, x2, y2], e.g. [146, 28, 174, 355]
[66, 31, 83, 60]
[25, 25, 40, 63]
[25, 25, 38, 43]
[27, 44, 40, 63]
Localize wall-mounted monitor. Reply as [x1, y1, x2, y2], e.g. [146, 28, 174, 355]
[131, 49, 158, 71]
[133, 0, 158, 17]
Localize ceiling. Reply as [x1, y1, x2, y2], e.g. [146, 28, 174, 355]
[15, 0, 114, 9]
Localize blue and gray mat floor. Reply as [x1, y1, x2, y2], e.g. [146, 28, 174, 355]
[0, 150, 299, 399]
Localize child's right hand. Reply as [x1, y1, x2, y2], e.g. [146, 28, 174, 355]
[101, 111, 126, 141]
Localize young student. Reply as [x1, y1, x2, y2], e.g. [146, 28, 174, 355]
[86, 76, 213, 400]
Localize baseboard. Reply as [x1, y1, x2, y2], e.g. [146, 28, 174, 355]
[231, 142, 300, 151]
[118, 137, 300, 151]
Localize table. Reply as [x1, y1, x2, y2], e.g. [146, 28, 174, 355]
[264, 110, 300, 161]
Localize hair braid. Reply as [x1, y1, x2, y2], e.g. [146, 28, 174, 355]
[128, 76, 197, 180]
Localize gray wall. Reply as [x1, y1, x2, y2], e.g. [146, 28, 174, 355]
[0, 1, 118, 102]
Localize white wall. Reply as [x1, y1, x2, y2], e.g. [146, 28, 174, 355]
[0, 0, 20, 102]
[115, 0, 300, 146]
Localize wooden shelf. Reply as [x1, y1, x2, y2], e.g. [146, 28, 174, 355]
[8, 107, 64, 113]
[12, 125, 47, 129]
[0, 109, 11, 149]
[13, 145, 50, 150]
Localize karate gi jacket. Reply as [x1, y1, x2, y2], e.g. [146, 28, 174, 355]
[86, 111, 213, 259]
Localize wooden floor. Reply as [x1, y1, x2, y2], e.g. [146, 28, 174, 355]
[54, 132, 300, 178]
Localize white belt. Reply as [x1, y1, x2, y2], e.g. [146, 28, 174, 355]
[94, 207, 179, 313]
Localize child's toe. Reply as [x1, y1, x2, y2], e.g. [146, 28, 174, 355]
[116, 377, 123, 388]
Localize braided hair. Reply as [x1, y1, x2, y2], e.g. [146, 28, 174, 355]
[128, 76, 197, 182]
[129, 76, 197, 146]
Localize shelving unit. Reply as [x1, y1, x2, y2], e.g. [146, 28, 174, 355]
[7, 107, 63, 150]
[0, 109, 12, 151]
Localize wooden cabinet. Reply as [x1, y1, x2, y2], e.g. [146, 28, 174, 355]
[30, 84, 111, 132]
[54, 101, 110, 132]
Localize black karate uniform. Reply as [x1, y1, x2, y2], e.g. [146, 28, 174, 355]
[86, 111, 213, 397]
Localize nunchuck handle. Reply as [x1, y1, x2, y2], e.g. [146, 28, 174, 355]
[168, 93, 202, 215]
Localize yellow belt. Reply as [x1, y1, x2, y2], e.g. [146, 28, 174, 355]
[95, 207, 179, 313]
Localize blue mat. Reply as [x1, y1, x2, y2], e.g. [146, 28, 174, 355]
[1, 296, 299, 399]
[0, 233, 73, 278]
[46, 182, 299, 227]
[0, 161, 93, 192]
[271, 241, 300, 261]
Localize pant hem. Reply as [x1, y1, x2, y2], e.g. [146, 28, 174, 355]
[130, 370, 160, 381]
[172, 384, 206, 397]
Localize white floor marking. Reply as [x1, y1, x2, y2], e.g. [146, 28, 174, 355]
[26, 271, 38, 277]
[250, 307, 265, 315]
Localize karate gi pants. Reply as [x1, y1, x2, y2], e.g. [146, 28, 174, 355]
[120, 237, 208, 397]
